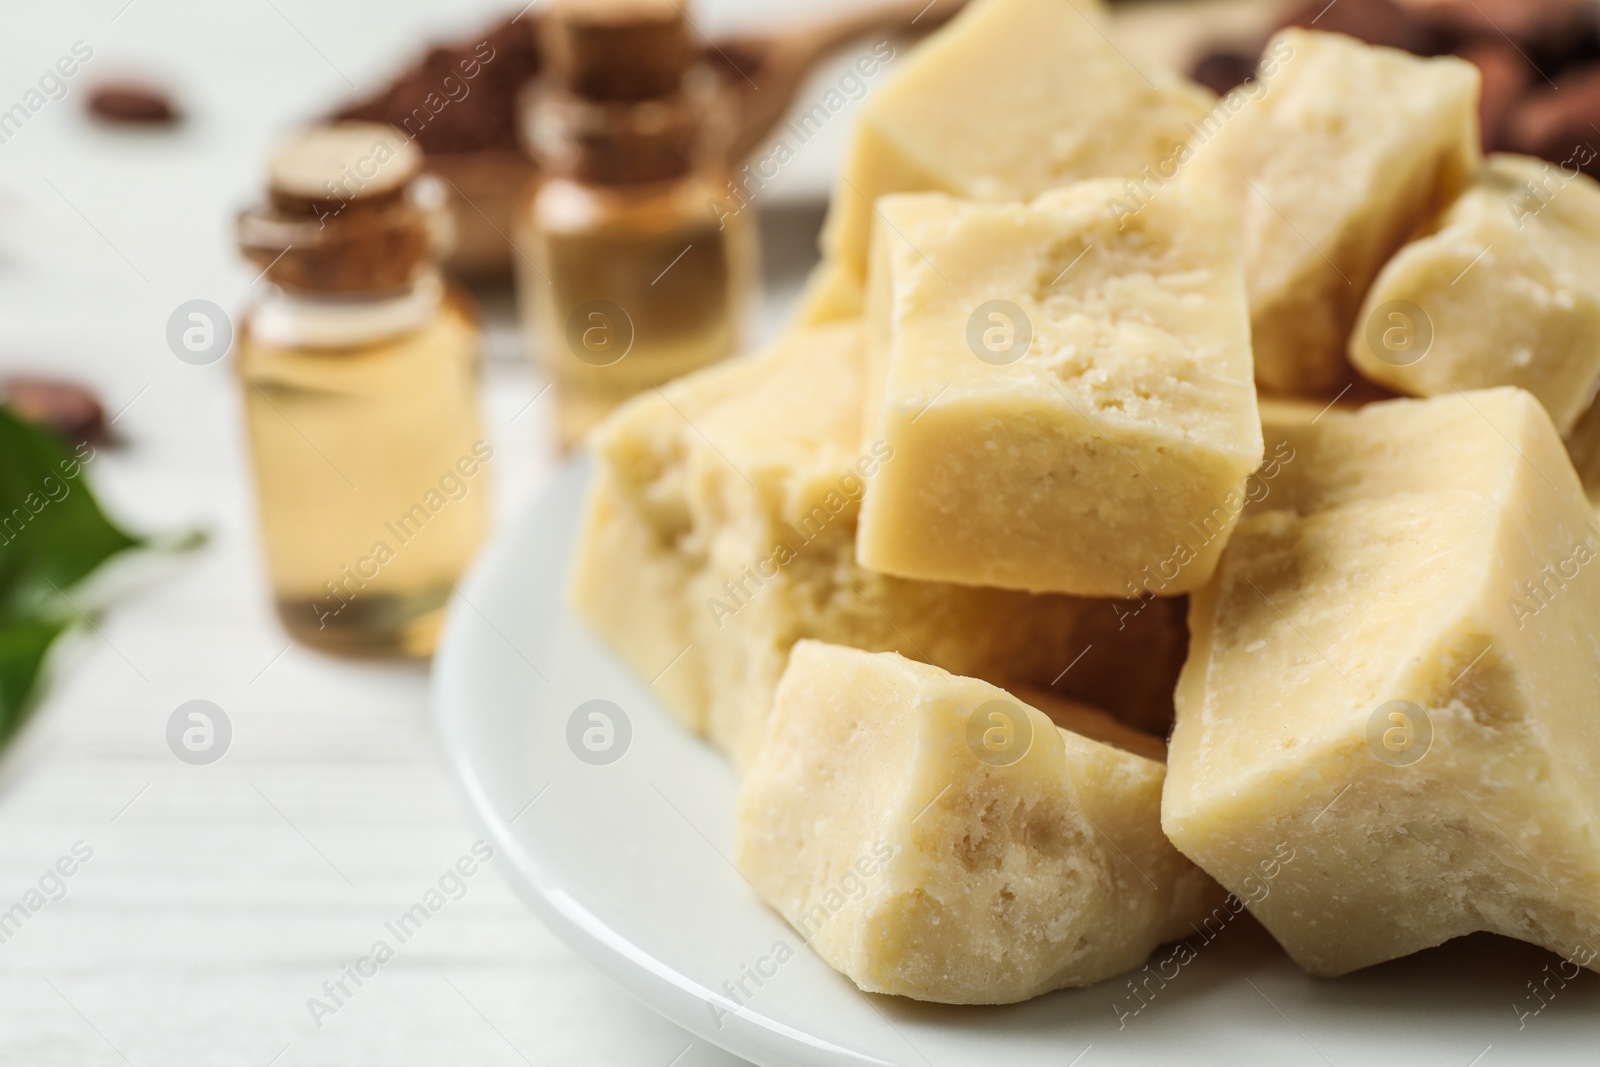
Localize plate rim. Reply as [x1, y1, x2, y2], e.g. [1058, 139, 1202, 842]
[432, 459, 1599, 1067]
[432, 458, 900, 1067]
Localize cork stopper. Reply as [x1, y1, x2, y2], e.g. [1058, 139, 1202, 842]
[268, 121, 423, 213]
[542, 0, 693, 101]
[524, 0, 730, 185]
[240, 122, 447, 296]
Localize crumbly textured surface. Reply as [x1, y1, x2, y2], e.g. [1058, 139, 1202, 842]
[856, 182, 1263, 597]
[1351, 154, 1600, 434]
[735, 641, 1219, 1004]
[1180, 29, 1481, 393]
[818, 0, 1213, 288]
[570, 322, 1189, 767]
[1164, 388, 1600, 977]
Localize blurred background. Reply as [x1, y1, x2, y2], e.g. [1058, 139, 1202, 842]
[2, 0, 1597, 1062]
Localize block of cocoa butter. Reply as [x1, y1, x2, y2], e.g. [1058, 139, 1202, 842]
[736, 641, 1219, 1004]
[855, 181, 1262, 598]
[814, 0, 1212, 301]
[1177, 29, 1481, 394]
[570, 321, 1191, 768]
[1350, 154, 1600, 435]
[1165, 388, 1600, 977]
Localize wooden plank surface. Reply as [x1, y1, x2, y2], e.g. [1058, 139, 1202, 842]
[0, 3, 794, 1062]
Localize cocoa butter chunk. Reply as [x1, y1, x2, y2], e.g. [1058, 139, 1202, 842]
[817, 0, 1213, 293]
[792, 259, 864, 327]
[1165, 388, 1600, 978]
[736, 641, 1218, 1004]
[1351, 154, 1600, 434]
[570, 322, 1190, 767]
[856, 182, 1262, 598]
[1179, 29, 1481, 393]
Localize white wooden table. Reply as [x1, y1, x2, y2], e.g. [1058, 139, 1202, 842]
[0, 1, 1257, 1061]
[0, 1, 850, 1062]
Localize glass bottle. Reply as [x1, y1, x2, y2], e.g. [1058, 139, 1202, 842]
[515, 0, 758, 449]
[236, 122, 491, 658]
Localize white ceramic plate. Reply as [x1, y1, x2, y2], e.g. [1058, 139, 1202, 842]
[435, 459, 1598, 1066]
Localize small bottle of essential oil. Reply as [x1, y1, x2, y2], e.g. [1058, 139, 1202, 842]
[515, 0, 758, 449]
[236, 122, 491, 657]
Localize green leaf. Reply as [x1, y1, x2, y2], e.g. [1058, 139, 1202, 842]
[0, 617, 70, 742]
[0, 403, 144, 731]
[0, 405, 141, 623]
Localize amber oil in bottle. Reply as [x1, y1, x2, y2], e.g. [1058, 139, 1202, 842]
[236, 123, 491, 657]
